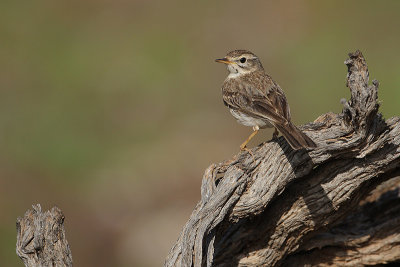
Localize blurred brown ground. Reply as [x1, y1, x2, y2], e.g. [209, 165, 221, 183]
[1, 1, 400, 266]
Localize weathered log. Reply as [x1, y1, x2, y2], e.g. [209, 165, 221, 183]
[285, 176, 400, 266]
[16, 204, 73, 267]
[165, 50, 400, 266]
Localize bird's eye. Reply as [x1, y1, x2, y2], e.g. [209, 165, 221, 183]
[240, 57, 246, 63]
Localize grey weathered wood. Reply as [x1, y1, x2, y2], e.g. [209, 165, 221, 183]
[165, 50, 400, 266]
[284, 176, 400, 266]
[16, 204, 73, 267]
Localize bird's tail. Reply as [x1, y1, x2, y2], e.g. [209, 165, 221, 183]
[275, 121, 316, 150]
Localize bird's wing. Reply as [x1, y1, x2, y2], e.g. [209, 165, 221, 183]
[221, 73, 292, 125]
[252, 92, 291, 124]
[222, 86, 287, 125]
[255, 77, 291, 121]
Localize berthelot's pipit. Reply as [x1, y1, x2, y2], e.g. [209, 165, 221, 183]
[216, 49, 316, 150]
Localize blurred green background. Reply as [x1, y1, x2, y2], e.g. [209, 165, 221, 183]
[1, 0, 400, 266]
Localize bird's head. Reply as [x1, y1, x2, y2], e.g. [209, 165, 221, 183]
[215, 50, 264, 77]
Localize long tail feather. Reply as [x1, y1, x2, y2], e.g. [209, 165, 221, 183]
[274, 122, 316, 150]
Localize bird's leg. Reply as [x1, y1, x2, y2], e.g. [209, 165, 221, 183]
[240, 126, 259, 150]
[272, 127, 279, 140]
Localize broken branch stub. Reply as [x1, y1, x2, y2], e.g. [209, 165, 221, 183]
[16, 204, 73, 267]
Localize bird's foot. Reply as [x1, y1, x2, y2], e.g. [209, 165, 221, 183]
[240, 145, 256, 163]
[239, 143, 247, 151]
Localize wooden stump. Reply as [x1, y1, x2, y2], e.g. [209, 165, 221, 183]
[16, 204, 73, 267]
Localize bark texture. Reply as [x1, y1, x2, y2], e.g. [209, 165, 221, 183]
[16, 204, 73, 267]
[165, 50, 400, 266]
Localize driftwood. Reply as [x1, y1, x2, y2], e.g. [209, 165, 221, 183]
[165, 50, 400, 266]
[16, 204, 73, 267]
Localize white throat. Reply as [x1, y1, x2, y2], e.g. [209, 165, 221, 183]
[228, 72, 248, 79]
[226, 64, 251, 79]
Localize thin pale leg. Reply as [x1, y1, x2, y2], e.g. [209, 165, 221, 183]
[240, 126, 259, 150]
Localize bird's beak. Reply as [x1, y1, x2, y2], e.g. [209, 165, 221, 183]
[215, 58, 234, 64]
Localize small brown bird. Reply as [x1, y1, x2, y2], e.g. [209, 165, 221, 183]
[216, 49, 316, 150]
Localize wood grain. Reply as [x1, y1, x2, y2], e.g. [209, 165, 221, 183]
[16, 204, 73, 267]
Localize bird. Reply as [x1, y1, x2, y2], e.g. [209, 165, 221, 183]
[215, 49, 316, 150]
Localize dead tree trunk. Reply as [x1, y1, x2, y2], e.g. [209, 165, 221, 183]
[16, 204, 73, 267]
[165, 50, 400, 267]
